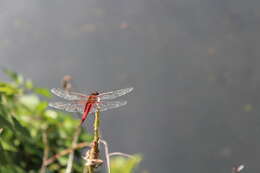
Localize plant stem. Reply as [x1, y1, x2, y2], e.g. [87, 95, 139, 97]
[109, 152, 134, 158]
[44, 142, 90, 166]
[84, 110, 101, 173]
[66, 124, 82, 173]
[40, 130, 49, 173]
[99, 139, 110, 173]
[94, 110, 100, 142]
[88, 165, 94, 173]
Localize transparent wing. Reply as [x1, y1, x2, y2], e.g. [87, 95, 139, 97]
[51, 88, 88, 100]
[98, 87, 133, 100]
[90, 100, 127, 113]
[49, 102, 84, 113]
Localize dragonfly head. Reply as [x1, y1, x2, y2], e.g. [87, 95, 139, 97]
[91, 91, 99, 96]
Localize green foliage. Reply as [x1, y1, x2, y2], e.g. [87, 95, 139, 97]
[110, 155, 142, 173]
[0, 70, 89, 172]
[0, 69, 142, 172]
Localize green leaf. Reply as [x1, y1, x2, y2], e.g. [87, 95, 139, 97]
[18, 94, 40, 110]
[35, 102, 48, 114]
[3, 68, 24, 85]
[0, 139, 17, 152]
[12, 116, 31, 139]
[0, 114, 13, 130]
[3, 68, 18, 81]
[111, 155, 142, 173]
[0, 165, 26, 173]
[25, 79, 33, 89]
[34, 87, 52, 98]
[45, 110, 58, 119]
[0, 142, 8, 165]
[57, 156, 68, 166]
[0, 82, 19, 95]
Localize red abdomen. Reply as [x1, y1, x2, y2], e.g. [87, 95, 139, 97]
[81, 95, 97, 124]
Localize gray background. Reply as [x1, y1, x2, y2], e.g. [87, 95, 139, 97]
[1, 0, 260, 172]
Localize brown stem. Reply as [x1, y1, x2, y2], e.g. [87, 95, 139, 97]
[44, 142, 90, 166]
[40, 130, 49, 173]
[84, 110, 102, 173]
[99, 139, 110, 173]
[65, 124, 82, 173]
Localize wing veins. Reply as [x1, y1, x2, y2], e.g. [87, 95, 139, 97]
[51, 88, 88, 100]
[99, 87, 133, 100]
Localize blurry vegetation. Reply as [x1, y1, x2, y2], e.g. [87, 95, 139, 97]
[0, 69, 141, 173]
[110, 155, 142, 173]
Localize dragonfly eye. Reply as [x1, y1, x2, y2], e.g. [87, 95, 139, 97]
[90, 91, 99, 96]
[94, 91, 99, 95]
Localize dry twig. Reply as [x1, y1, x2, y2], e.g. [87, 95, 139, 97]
[109, 152, 134, 158]
[65, 124, 82, 173]
[99, 140, 110, 173]
[40, 130, 49, 173]
[83, 110, 103, 173]
[99, 139, 134, 173]
[44, 142, 90, 166]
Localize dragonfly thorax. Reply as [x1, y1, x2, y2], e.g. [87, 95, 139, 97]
[87, 92, 99, 103]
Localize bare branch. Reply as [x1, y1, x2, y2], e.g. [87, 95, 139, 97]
[65, 124, 82, 173]
[99, 139, 134, 173]
[84, 110, 102, 172]
[61, 75, 72, 91]
[109, 152, 134, 158]
[44, 142, 90, 166]
[99, 139, 111, 173]
[40, 130, 49, 173]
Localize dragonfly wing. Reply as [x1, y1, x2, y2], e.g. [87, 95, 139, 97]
[98, 87, 133, 100]
[90, 100, 127, 113]
[49, 102, 84, 113]
[51, 88, 88, 100]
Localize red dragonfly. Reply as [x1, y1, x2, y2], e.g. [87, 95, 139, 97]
[49, 87, 133, 124]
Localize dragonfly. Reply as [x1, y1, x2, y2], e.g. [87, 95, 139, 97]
[49, 87, 133, 124]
